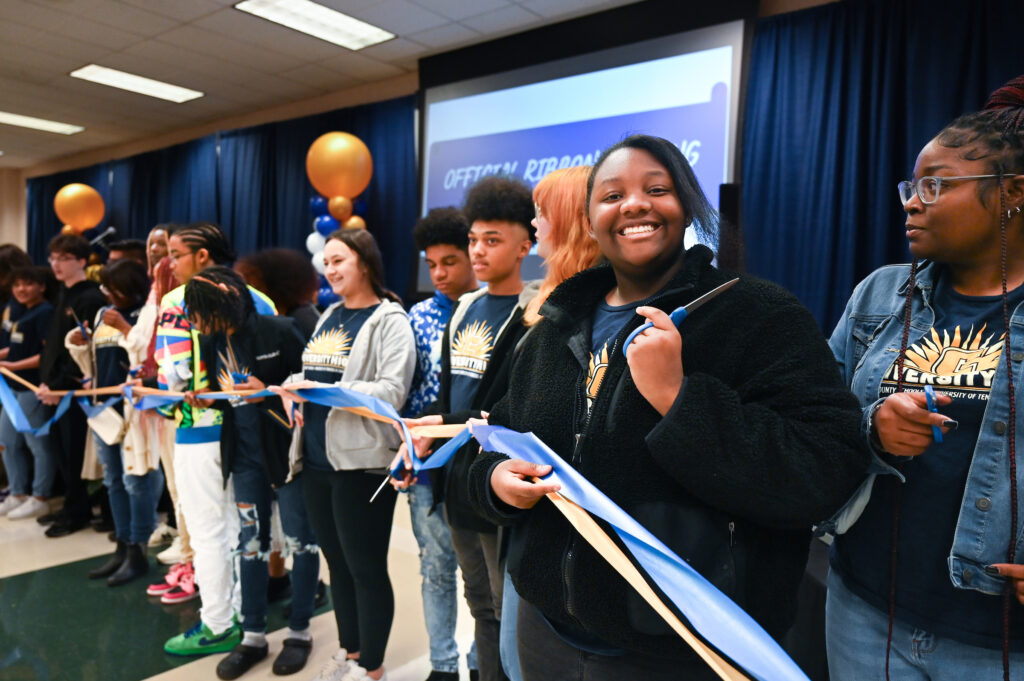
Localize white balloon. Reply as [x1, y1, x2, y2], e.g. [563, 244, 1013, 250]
[312, 251, 325, 275]
[306, 231, 326, 255]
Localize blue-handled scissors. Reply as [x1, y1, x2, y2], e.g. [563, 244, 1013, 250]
[623, 278, 740, 357]
[923, 385, 943, 444]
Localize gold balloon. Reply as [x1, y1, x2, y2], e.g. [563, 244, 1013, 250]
[306, 132, 373, 199]
[328, 196, 353, 222]
[61, 224, 75, 234]
[54, 183, 105, 231]
[343, 215, 366, 230]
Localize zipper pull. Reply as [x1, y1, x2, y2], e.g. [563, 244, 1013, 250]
[728, 521, 735, 547]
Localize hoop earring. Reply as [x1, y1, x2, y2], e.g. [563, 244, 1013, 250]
[1009, 205, 1023, 219]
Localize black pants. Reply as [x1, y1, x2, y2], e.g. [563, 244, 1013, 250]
[517, 599, 719, 681]
[303, 468, 397, 671]
[52, 402, 90, 522]
[449, 522, 507, 681]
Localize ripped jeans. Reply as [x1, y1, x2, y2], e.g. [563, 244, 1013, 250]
[232, 462, 320, 634]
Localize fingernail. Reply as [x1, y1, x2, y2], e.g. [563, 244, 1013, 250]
[943, 420, 958, 430]
[985, 565, 1002, 576]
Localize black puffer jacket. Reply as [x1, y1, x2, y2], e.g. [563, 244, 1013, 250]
[469, 246, 869, 663]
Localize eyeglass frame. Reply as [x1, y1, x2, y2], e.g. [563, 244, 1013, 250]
[897, 174, 1015, 206]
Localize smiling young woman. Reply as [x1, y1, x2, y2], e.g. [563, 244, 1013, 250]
[826, 75, 1024, 681]
[468, 134, 869, 681]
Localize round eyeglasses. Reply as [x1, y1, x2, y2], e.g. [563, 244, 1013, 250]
[897, 175, 1005, 206]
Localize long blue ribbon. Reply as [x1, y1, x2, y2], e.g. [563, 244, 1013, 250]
[0, 374, 75, 437]
[76, 395, 123, 419]
[470, 424, 809, 681]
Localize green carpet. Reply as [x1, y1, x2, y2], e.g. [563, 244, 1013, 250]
[0, 550, 330, 681]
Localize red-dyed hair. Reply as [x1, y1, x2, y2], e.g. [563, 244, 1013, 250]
[523, 166, 601, 326]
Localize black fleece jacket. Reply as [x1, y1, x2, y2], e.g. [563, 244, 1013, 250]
[468, 246, 869, 662]
[201, 314, 306, 488]
[40, 280, 106, 390]
[421, 288, 533, 533]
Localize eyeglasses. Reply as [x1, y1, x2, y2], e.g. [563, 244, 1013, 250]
[47, 254, 78, 264]
[897, 175, 1004, 206]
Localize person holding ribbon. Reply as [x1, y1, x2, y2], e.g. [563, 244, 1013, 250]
[68, 257, 161, 586]
[468, 134, 869, 680]
[282, 228, 415, 681]
[824, 76, 1024, 680]
[182, 266, 320, 679]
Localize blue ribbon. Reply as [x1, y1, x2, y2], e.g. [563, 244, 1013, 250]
[76, 395, 123, 419]
[469, 424, 809, 681]
[388, 425, 472, 479]
[0, 375, 75, 437]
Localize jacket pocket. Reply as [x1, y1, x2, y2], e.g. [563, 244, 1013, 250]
[624, 500, 746, 636]
[850, 315, 893, 373]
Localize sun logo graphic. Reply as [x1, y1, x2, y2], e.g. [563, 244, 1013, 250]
[451, 320, 494, 378]
[217, 364, 253, 390]
[303, 327, 352, 373]
[92, 323, 122, 349]
[882, 324, 1004, 392]
[586, 343, 610, 413]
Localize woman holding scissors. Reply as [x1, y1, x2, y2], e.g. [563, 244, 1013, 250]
[468, 134, 869, 680]
[825, 76, 1024, 680]
[281, 228, 415, 681]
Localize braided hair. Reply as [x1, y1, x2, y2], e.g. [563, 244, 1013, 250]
[169, 222, 236, 266]
[183, 265, 253, 335]
[887, 76, 1024, 681]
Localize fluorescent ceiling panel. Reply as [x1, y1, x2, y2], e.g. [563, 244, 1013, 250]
[70, 64, 204, 103]
[0, 111, 84, 135]
[235, 0, 394, 50]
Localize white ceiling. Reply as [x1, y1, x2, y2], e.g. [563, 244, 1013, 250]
[0, 0, 640, 170]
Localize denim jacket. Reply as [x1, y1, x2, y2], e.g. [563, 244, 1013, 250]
[825, 260, 1024, 596]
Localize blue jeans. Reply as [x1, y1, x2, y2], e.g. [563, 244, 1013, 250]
[500, 568, 522, 681]
[0, 390, 55, 497]
[93, 432, 162, 544]
[232, 462, 319, 633]
[826, 569, 1024, 680]
[407, 484, 475, 673]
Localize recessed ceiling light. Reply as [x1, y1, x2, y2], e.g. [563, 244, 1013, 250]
[70, 65, 204, 103]
[235, 0, 394, 50]
[0, 111, 84, 135]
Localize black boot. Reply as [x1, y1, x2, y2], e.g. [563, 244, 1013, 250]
[107, 543, 149, 586]
[88, 540, 127, 579]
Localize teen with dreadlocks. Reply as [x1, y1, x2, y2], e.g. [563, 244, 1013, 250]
[182, 266, 320, 679]
[826, 76, 1024, 680]
[156, 222, 277, 657]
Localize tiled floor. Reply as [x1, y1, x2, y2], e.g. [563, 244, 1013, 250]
[0, 498, 475, 681]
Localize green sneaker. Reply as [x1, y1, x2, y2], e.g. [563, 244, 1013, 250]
[164, 621, 241, 656]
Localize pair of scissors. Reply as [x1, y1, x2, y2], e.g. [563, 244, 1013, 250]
[623, 278, 740, 357]
[923, 385, 944, 444]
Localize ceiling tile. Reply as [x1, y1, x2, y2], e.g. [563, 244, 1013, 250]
[358, 36, 428, 62]
[0, 21, 114, 64]
[461, 4, 543, 34]
[56, 0, 180, 37]
[279, 64, 362, 90]
[318, 51, 408, 81]
[406, 21, 481, 49]
[157, 24, 305, 74]
[409, 0, 510, 21]
[0, 1, 143, 50]
[520, 0, 617, 20]
[346, 0, 449, 35]
[118, 0, 224, 22]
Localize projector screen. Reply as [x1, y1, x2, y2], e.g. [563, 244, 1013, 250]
[416, 20, 746, 293]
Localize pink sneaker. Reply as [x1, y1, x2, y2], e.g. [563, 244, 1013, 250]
[160, 564, 200, 604]
[146, 561, 189, 596]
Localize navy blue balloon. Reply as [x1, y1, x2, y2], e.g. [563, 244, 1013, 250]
[310, 195, 329, 216]
[353, 198, 368, 217]
[319, 274, 329, 287]
[317, 286, 339, 307]
[314, 214, 339, 236]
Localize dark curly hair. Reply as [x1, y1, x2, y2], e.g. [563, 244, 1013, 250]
[463, 176, 536, 243]
[169, 222, 236, 265]
[184, 265, 254, 335]
[586, 134, 719, 252]
[100, 259, 149, 309]
[413, 207, 470, 252]
[235, 248, 318, 315]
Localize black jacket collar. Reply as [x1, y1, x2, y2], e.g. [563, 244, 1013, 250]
[539, 245, 714, 330]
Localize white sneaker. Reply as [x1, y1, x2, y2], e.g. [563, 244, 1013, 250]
[311, 649, 355, 681]
[342, 665, 386, 681]
[8, 497, 49, 519]
[148, 521, 178, 546]
[157, 536, 183, 565]
[0, 495, 26, 516]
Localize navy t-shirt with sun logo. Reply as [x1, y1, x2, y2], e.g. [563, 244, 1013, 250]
[213, 334, 263, 468]
[449, 293, 518, 412]
[835, 272, 1024, 648]
[586, 300, 640, 416]
[301, 304, 378, 471]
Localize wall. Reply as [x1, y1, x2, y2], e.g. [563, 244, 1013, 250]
[0, 170, 26, 248]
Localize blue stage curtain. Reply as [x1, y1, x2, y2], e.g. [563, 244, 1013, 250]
[26, 94, 416, 296]
[742, 0, 1024, 330]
